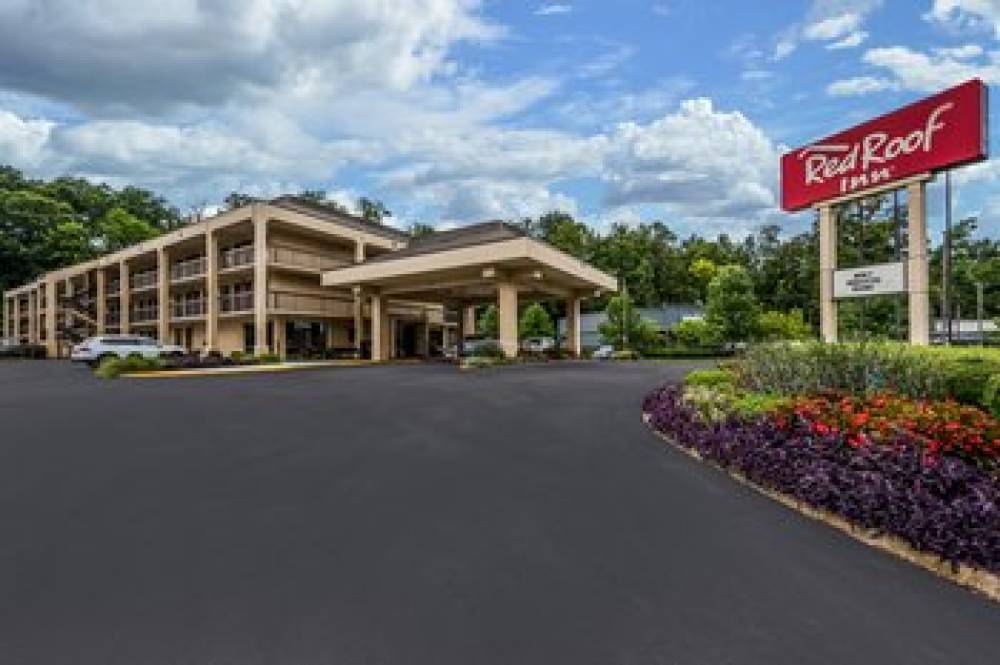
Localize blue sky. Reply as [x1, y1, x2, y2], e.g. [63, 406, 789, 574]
[0, 0, 998, 241]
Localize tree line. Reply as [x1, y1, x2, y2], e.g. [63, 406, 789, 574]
[2, 165, 997, 341]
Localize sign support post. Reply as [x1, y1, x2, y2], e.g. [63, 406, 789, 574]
[818, 205, 837, 343]
[907, 180, 930, 345]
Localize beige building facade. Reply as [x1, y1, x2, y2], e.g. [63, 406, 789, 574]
[3, 197, 616, 361]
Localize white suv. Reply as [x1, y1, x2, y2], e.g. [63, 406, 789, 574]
[71, 335, 185, 366]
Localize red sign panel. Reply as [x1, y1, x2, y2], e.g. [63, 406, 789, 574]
[781, 79, 989, 211]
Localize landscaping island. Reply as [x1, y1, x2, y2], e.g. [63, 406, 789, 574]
[643, 342, 1000, 600]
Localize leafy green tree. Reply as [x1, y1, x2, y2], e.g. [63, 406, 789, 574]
[598, 293, 661, 351]
[299, 190, 348, 213]
[705, 265, 760, 343]
[96, 207, 158, 253]
[359, 197, 391, 223]
[224, 192, 256, 210]
[409, 222, 435, 238]
[519, 302, 555, 338]
[478, 304, 498, 337]
[756, 309, 813, 341]
[670, 318, 723, 347]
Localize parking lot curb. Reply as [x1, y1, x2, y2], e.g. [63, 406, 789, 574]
[122, 360, 372, 378]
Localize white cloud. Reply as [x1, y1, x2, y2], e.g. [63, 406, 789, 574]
[826, 75, 899, 95]
[935, 43, 986, 58]
[862, 45, 1000, 91]
[803, 12, 862, 40]
[602, 99, 781, 223]
[534, 4, 573, 16]
[0, 110, 53, 169]
[774, 1, 882, 59]
[926, 0, 1000, 38]
[827, 30, 869, 49]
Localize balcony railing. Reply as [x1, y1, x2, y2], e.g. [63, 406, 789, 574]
[172, 299, 205, 319]
[130, 271, 158, 290]
[221, 245, 254, 270]
[268, 246, 350, 272]
[220, 292, 253, 313]
[131, 306, 158, 322]
[106, 311, 121, 326]
[107, 280, 121, 297]
[170, 257, 207, 281]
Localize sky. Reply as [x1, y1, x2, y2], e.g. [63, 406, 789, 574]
[1, 0, 999, 241]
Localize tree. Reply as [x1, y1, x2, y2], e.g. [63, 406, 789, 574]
[223, 192, 256, 210]
[478, 304, 498, 337]
[519, 302, 555, 338]
[705, 265, 760, 343]
[670, 318, 723, 348]
[298, 189, 349, 213]
[756, 309, 813, 341]
[409, 222, 435, 238]
[96, 207, 158, 253]
[598, 293, 661, 351]
[359, 197, 391, 223]
[688, 258, 717, 303]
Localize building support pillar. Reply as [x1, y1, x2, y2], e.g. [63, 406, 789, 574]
[96, 270, 106, 335]
[566, 294, 582, 357]
[907, 181, 930, 345]
[253, 204, 269, 355]
[13, 295, 21, 342]
[818, 205, 837, 343]
[353, 286, 365, 358]
[370, 291, 390, 362]
[205, 230, 218, 352]
[454, 302, 465, 356]
[497, 280, 519, 358]
[45, 280, 57, 358]
[463, 305, 476, 337]
[157, 248, 170, 344]
[27, 289, 37, 344]
[2, 295, 8, 341]
[119, 262, 130, 335]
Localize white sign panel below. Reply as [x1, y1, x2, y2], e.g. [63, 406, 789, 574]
[834, 262, 907, 299]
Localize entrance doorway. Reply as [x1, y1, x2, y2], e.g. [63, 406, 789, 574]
[285, 320, 328, 358]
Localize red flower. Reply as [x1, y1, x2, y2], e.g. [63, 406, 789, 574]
[812, 422, 831, 436]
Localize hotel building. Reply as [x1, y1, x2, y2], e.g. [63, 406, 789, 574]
[2, 197, 616, 360]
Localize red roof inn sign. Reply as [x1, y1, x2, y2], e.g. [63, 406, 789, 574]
[781, 79, 989, 211]
[782, 79, 989, 346]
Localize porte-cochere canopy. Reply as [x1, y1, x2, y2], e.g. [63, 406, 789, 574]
[321, 222, 617, 358]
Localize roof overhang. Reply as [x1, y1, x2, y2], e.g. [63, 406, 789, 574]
[321, 237, 617, 301]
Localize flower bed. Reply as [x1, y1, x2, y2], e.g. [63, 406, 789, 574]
[642, 385, 1000, 575]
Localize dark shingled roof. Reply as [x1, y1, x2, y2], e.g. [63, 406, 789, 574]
[269, 195, 410, 241]
[363, 221, 527, 263]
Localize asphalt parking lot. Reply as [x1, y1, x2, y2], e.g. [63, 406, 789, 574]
[0, 359, 997, 665]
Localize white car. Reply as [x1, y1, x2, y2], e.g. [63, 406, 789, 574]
[520, 336, 555, 353]
[71, 335, 185, 365]
[592, 344, 615, 359]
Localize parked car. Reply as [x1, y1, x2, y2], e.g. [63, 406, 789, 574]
[71, 335, 185, 366]
[520, 336, 555, 353]
[592, 344, 615, 360]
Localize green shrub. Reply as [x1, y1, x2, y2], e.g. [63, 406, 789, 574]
[736, 341, 1000, 408]
[95, 355, 164, 379]
[612, 349, 639, 361]
[670, 318, 723, 348]
[230, 350, 245, 361]
[730, 392, 788, 418]
[983, 374, 1000, 418]
[685, 368, 736, 388]
[755, 309, 813, 341]
[469, 341, 506, 359]
[255, 353, 281, 364]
